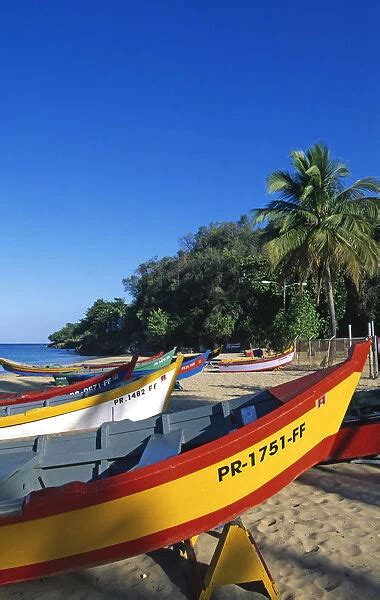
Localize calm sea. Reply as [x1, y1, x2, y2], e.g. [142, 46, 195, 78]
[0, 344, 96, 372]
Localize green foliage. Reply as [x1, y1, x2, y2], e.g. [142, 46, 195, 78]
[253, 143, 380, 336]
[49, 298, 127, 354]
[271, 291, 323, 350]
[204, 305, 241, 340]
[122, 219, 266, 348]
[146, 308, 175, 343]
[49, 152, 380, 354]
[48, 323, 77, 345]
[78, 298, 126, 337]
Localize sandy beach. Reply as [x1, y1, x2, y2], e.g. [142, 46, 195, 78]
[0, 356, 378, 599]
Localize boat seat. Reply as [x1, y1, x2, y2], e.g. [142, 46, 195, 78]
[0, 497, 24, 518]
[0, 453, 36, 484]
[134, 429, 183, 470]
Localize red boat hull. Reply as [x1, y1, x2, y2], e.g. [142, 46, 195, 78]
[327, 420, 380, 461]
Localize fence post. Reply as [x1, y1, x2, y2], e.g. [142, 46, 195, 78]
[348, 324, 352, 347]
[308, 337, 313, 366]
[291, 335, 298, 359]
[326, 335, 335, 367]
[371, 321, 378, 379]
[368, 323, 374, 379]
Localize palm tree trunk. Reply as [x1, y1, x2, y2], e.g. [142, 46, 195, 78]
[325, 263, 336, 365]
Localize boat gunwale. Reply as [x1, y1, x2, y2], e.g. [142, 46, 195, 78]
[0, 356, 183, 428]
[0, 359, 138, 407]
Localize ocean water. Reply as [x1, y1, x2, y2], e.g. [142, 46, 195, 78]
[0, 344, 97, 372]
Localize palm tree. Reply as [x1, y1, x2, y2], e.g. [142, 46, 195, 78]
[253, 144, 380, 338]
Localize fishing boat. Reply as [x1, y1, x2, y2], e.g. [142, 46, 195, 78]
[83, 351, 164, 370]
[217, 347, 295, 372]
[65, 352, 211, 394]
[134, 348, 176, 372]
[0, 340, 369, 584]
[63, 348, 177, 383]
[138, 351, 211, 380]
[177, 350, 210, 380]
[0, 350, 175, 378]
[208, 346, 223, 359]
[0, 357, 84, 377]
[327, 388, 380, 461]
[0, 358, 138, 407]
[0, 356, 183, 441]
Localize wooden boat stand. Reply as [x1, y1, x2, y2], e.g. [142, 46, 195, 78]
[176, 519, 279, 599]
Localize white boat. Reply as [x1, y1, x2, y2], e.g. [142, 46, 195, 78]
[217, 348, 295, 372]
[0, 356, 183, 441]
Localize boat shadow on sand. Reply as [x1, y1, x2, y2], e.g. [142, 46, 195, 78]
[257, 523, 380, 599]
[3, 538, 268, 599]
[299, 463, 380, 508]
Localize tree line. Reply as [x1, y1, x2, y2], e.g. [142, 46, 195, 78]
[49, 144, 380, 355]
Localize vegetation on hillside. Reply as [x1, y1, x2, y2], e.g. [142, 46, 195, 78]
[49, 145, 380, 355]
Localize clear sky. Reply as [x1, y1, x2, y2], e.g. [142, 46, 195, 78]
[0, 1, 379, 342]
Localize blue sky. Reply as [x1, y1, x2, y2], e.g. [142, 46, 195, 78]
[1, 1, 379, 342]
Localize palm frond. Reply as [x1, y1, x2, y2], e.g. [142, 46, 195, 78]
[335, 198, 380, 224]
[264, 226, 308, 268]
[266, 170, 303, 199]
[305, 165, 322, 187]
[335, 177, 380, 201]
[290, 150, 310, 174]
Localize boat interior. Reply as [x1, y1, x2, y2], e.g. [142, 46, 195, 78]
[0, 390, 279, 512]
[0, 387, 378, 518]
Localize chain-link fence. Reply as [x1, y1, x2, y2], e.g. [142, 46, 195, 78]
[294, 337, 367, 368]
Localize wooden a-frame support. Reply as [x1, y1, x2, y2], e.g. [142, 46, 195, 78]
[180, 519, 279, 599]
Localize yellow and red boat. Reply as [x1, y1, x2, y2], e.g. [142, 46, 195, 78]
[0, 349, 174, 377]
[0, 357, 83, 376]
[0, 340, 370, 585]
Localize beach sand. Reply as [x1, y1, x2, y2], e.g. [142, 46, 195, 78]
[0, 356, 378, 599]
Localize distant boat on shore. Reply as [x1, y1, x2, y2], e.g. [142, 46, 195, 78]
[217, 347, 295, 372]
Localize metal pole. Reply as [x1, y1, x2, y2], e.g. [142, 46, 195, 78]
[283, 282, 286, 309]
[348, 324, 352, 347]
[368, 322, 374, 379]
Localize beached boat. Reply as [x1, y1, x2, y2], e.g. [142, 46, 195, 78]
[327, 388, 380, 461]
[175, 346, 221, 361]
[0, 357, 83, 377]
[0, 340, 369, 584]
[0, 356, 183, 441]
[137, 351, 211, 380]
[134, 348, 176, 371]
[63, 348, 177, 383]
[217, 347, 295, 372]
[208, 345, 222, 359]
[177, 350, 210, 380]
[0, 358, 139, 407]
[83, 351, 164, 370]
[0, 350, 175, 378]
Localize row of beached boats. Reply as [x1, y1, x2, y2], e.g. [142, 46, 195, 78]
[0, 340, 378, 585]
[0, 344, 295, 376]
